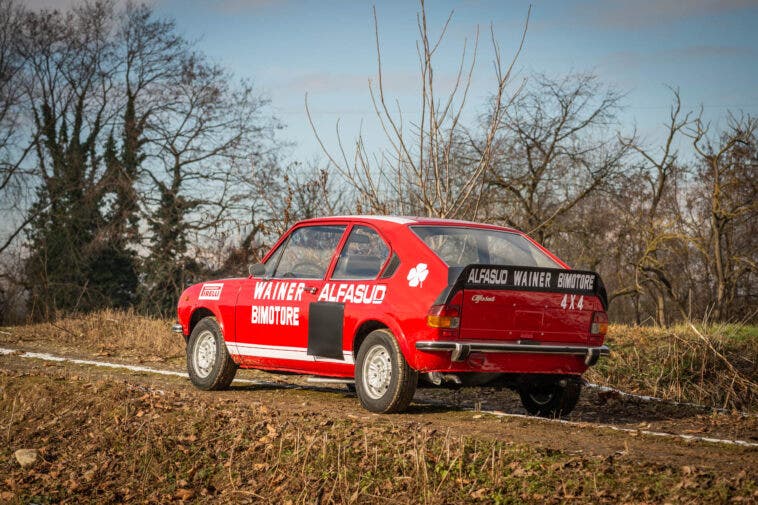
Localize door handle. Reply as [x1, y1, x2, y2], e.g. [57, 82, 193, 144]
[305, 285, 319, 295]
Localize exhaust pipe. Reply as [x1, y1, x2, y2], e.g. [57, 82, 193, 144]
[425, 372, 462, 386]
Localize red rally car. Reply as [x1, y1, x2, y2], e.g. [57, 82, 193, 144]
[173, 216, 609, 416]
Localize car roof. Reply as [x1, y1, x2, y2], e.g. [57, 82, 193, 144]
[296, 215, 520, 233]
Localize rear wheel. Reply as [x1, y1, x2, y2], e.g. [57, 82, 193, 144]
[187, 317, 237, 390]
[517, 375, 581, 418]
[355, 329, 417, 413]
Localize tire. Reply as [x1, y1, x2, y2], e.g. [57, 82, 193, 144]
[187, 317, 237, 390]
[517, 375, 581, 418]
[355, 329, 417, 413]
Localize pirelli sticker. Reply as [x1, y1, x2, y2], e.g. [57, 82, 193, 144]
[462, 265, 600, 296]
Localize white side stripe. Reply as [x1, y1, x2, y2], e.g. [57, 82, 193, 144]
[225, 342, 354, 365]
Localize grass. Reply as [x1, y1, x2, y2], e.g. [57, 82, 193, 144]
[0, 308, 183, 361]
[586, 323, 757, 412]
[1, 369, 754, 504]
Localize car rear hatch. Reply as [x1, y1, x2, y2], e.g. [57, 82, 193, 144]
[453, 265, 606, 345]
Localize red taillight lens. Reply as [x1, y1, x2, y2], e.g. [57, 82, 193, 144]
[427, 304, 461, 329]
[590, 311, 608, 336]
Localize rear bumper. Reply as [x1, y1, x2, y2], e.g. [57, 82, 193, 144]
[171, 323, 185, 335]
[415, 341, 610, 366]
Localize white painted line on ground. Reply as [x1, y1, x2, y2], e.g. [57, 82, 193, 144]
[2, 346, 756, 448]
[0, 347, 267, 386]
[474, 408, 758, 448]
[585, 382, 754, 417]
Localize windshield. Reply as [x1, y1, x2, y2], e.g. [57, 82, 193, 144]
[411, 226, 561, 269]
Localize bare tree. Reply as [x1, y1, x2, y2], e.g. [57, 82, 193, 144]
[483, 72, 629, 244]
[18, 1, 127, 316]
[308, 0, 529, 219]
[0, 0, 37, 258]
[608, 89, 694, 325]
[137, 51, 277, 313]
[0, 0, 29, 190]
[0, 1, 281, 318]
[688, 112, 757, 321]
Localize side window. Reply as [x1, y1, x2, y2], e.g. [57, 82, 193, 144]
[262, 239, 286, 277]
[272, 225, 346, 279]
[332, 226, 390, 280]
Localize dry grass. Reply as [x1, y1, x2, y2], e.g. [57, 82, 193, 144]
[1, 368, 754, 504]
[0, 309, 182, 360]
[587, 323, 758, 412]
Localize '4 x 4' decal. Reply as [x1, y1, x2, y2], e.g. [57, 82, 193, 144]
[560, 294, 584, 310]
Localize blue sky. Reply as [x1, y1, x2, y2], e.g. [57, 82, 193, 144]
[32, 0, 758, 162]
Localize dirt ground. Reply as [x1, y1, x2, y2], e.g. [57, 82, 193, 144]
[1, 326, 757, 503]
[2, 329, 756, 446]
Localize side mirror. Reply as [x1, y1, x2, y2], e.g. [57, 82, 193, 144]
[248, 263, 266, 277]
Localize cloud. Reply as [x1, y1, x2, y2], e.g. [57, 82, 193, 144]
[667, 45, 755, 58]
[285, 72, 371, 94]
[579, 0, 757, 29]
[602, 45, 755, 68]
[284, 70, 439, 96]
[208, 0, 283, 13]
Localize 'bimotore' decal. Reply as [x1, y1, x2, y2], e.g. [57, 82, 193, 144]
[407, 263, 429, 287]
[251, 305, 300, 326]
[198, 282, 223, 300]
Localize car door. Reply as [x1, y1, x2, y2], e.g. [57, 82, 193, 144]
[232, 224, 347, 371]
[317, 224, 392, 362]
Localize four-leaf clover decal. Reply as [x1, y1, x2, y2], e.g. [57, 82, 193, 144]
[407, 263, 429, 288]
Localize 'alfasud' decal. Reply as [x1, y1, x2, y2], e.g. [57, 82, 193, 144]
[198, 282, 223, 300]
[317, 283, 386, 304]
[407, 263, 429, 287]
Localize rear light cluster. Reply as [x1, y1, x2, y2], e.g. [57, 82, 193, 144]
[590, 311, 608, 336]
[427, 304, 460, 329]
[427, 292, 462, 338]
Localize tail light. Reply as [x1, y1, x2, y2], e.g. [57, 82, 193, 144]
[590, 311, 608, 336]
[427, 304, 460, 329]
[427, 292, 462, 338]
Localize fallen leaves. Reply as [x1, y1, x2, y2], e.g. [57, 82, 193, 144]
[0, 362, 755, 505]
[174, 488, 195, 500]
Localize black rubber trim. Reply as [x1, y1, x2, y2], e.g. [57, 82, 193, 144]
[380, 253, 400, 279]
[307, 302, 345, 360]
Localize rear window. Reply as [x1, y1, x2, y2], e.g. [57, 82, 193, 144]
[411, 226, 560, 269]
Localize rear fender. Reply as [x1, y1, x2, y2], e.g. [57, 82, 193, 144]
[352, 317, 414, 367]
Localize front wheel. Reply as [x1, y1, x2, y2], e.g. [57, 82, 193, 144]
[517, 375, 581, 418]
[187, 317, 237, 390]
[355, 329, 417, 413]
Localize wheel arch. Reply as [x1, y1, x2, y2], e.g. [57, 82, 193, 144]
[189, 307, 219, 339]
[352, 318, 412, 365]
